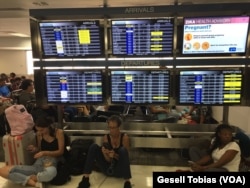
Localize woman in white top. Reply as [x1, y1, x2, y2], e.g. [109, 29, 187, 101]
[190, 124, 241, 172]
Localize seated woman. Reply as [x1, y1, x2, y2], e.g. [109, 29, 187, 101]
[78, 115, 132, 188]
[0, 116, 66, 187]
[190, 124, 241, 172]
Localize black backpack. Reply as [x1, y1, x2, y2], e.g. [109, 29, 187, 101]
[50, 133, 71, 186]
[68, 139, 94, 175]
[50, 161, 71, 185]
[235, 131, 250, 158]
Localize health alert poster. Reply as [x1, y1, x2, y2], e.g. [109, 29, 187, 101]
[182, 16, 249, 54]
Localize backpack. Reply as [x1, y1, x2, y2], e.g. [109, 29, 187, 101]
[50, 133, 71, 186]
[5, 104, 34, 136]
[68, 139, 94, 175]
[50, 161, 71, 185]
[235, 131, 250, 158]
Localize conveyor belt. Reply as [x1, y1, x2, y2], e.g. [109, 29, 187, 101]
[63, 122, 233, 149]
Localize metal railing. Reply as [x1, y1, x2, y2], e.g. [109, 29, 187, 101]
[63, 122, 229, 149]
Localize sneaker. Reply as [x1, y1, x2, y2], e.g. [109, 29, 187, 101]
[78, 177, 90, 188]
[124, 181, 132, 188]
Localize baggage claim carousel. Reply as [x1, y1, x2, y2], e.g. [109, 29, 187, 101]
[62, 122, 229, 166]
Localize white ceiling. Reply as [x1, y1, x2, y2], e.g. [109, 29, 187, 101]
[0, 0, 249, 50]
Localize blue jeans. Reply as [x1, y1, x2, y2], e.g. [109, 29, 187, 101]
[84, 143, 132, 179]
[8, 156, 57, 186]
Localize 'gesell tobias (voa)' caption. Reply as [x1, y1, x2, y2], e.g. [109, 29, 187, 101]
[153, 172, 250, 187]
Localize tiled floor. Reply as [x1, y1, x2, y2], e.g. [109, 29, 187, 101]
[0, 135, 190, 188]
[0, 163, 190, 188]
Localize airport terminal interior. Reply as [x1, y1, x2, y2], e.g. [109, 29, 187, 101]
[0, 140, 191, 188]
[0, 110, 195, 188]
[1, 0, 250, 188]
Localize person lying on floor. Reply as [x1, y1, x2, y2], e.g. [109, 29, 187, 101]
[78, 115, 132, 188]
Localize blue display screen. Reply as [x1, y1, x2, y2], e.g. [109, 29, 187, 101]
[110, 70, 170, 104]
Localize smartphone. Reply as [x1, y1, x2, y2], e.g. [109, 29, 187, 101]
[103, 142, 112, 150]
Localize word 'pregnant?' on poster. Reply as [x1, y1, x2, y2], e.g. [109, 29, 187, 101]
[182, 16, 249, 54]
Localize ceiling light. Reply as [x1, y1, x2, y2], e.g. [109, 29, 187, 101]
[9, 32, 29, 37]
[0, 31, 29, 37]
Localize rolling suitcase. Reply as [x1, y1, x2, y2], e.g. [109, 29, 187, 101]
[2, 130, 36, 165]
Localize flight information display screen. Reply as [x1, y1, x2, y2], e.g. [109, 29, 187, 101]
[45, 70, 104, 104]
[39, 20, 104, 58]
[110, 70, 170, 104]
[178, 70, 243, 105]
[111, 18, 174, 57]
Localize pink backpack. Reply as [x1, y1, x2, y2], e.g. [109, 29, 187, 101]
[5, 105, 34, 136]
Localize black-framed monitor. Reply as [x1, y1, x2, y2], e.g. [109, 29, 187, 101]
[45, 70, 104, 104]
[39, 20, 104, 58]
[182, 16, 249, 56]
[178, 69, 243, 105]
[111, 18, 174, 57]
[110, 70, 170, 104]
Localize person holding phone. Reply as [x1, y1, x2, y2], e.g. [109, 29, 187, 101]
[0, 116, 66, 187]
[77, 115, 132, 188]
